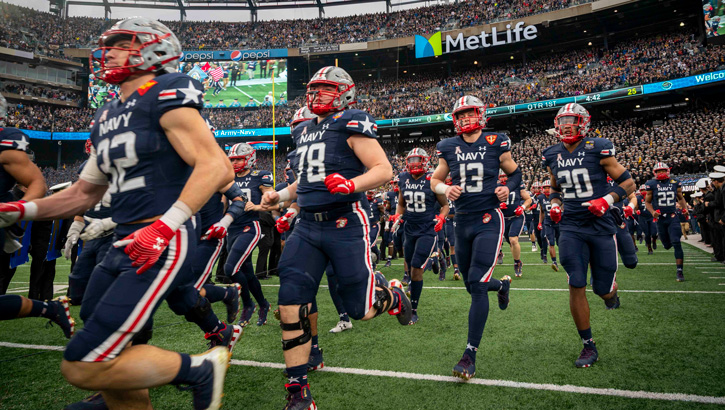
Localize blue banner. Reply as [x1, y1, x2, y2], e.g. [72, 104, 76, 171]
[53, 132, 88, 141]
[643, 70, 725, 94]
[214, 128, 290, 138]
[19, 129, 51, 140]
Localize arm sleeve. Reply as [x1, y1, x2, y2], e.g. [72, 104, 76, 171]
[78, 148, 109, 186]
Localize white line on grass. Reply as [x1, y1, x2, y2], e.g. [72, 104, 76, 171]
[233, 86, 261, 103]
[0, 342, 721, 405]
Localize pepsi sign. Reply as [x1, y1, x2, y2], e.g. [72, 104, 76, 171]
[180, 49, 288, 61]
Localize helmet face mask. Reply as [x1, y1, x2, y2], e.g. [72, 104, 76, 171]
[228, 143, 256, 173]
[306, 66, 356, 115]
[554, 103, 591, 144]
[653, 162, 670, 181]
[90, 18, 181, 84]
[452, 96, 487, 135]
[542, 180, 551, 196]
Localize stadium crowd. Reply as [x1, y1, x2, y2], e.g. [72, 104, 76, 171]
[0, 81, 82, 104]
[0, 1, 589, 58]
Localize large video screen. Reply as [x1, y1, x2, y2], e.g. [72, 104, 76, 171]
[88, 59, 288, 109]
[704, 1, 725, 37]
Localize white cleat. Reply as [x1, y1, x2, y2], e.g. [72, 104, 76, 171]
[329, 320, 353, 333]
[190, 346, 232, 410]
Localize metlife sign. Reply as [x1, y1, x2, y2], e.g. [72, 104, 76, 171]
[179, 48, 288, 61]
[415, 22, 538, 58]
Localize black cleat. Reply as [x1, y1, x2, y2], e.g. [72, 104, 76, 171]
[308, 348, 324, 372]
[63, 392, 108, 410]
[224, 284, 241, 323]
[575, 345, 599, 368]
[284, 384, 317, 410]
[389, 287, 413, 325]
[676, 271, 685, 282]
[238, 303, 256, 327]
[498, 276, 511, 310]
[452, 354, 476, 380]
[257, 300, 271, 326]
[47, 296, 75, 339]
[604, 293, 620, 310]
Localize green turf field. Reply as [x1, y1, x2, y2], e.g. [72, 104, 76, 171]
[202, 80, 288, 108]
[1, 240, 725, 409]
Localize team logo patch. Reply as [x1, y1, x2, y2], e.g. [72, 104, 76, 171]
[333, 112, 344, 121]
[557, 153, 562, 161]
[336, 217, 348, 228]
[584, 141, 595, 150]
[98, 110, 108, 123]
[482, 213, 491, 224]
[455, 146, 462, 154]
[230, 50, 243, 61]
[243, 226, 251, 232]
[485, 134, 497, 145]
[137, 80, 157, 96]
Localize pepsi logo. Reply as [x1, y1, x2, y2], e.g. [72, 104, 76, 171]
[231, 50, 242, 61]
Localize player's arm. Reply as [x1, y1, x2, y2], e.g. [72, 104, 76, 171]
[520, 189, 533, 210]
[497, 151, 522, 202]
[601, 157, 635, 202]
[262, 180, 298, 210]
[395, 190, 405, 217]
[248, 185, 277, 211]
[628, 193, 638, 210]
[0, 150, 47, 201]
[345, 135, 393, 192]
[436, 194, 449, 218]
[645, 190, 657, 216]
[548, 168, 562, 207]
[431, 158, 461, 201]
[675, 187, 690, 219]
[162, 107, 234, 213]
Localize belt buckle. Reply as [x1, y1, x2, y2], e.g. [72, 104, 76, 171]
[314, 212, 325, 222]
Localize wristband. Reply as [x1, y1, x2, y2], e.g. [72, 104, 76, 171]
[159, 201, 192, 232]
[226, 199, 246, 219]
[21, 201, 38, 220]
[223, 183, 244, 200]
[286, 208, 298, 218]
[219, 214, 234, 228]
[278, 187, 291, 203]
[434, 183, 448, 195]
[549, 192, 562, 201]
[551, 203, 561, 209]
[504, 167, 522, 193]
[604, 194, 616, 206]
[614, 170, 632, 184]
[611, 186, 627, 202]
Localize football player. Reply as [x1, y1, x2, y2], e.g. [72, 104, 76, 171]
[382, 177, 400, 270]
[444, 177, 461, 280]
[541, 103, 635, 368]
[498, 170, 532, 277]
[431, 96, 515, 381]
[367, 189, 384, 269]
[206, 143, 273, 326]
[608, 177, 638, 269]
[636, 184, 658, 254]
[525, 181, 540, 253]
[392, 148, 449, 323]
[261, 66, 411, 410]
[537, 180, 559, 269]
[0, 92, 74, 336]
[645, 162, 689, 281]
[0, 19, 234, 409]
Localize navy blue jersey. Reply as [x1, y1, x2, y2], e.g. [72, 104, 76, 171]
[542, 137, 616, 235]
[369, 197, 383, 222]
[399, 171, 437, 236]
[607, 180, 624, 210]
[500, 182, 525, 217]
[386, 190, 398, 214]
[230, 170, 273, 228]
[198, 192, 223, 232]
[286, 149, 298, 178]
[645, 178, 681, 215]
[448, 198, 456, 215]
[537, 194, 553, 223]
[636, 194, 652, 218]
[291, 109, 378, 210]
[89, 73, 204, 224]
[0, 127, 30, 202]
[436, 132, 511, 213]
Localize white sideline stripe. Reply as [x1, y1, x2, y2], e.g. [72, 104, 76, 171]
[231, 359, 725, 404]
[258, 284, 725, 295]
[233, 86, 261, 103]
[709, 277, 725, 279]
[1, 346, 724, 404]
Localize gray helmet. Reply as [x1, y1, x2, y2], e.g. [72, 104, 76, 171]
[94, 17, 181, 83]
[307, 66, 356, 114]
[451, 95, 487, 134]
[405, 148, 429, 175]
[0, 92, 6, 125]
[291, 106, 317, 127]
[554, 103, 591, 143]
[228, 142, 256, 172]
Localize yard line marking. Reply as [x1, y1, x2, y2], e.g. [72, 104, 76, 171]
[709, 277, 725, 279]
[258, 284, 725, 294]
[233, 86, 261, 103]
[1, 342, 722, 405]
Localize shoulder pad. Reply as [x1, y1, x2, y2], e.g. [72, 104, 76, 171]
[156, 73, 204, 115]
[0, 128, 30, 152]
[343, 109, 378, 138]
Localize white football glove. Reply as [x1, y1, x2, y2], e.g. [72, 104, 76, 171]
[80, 217, 116, 242]
[63, 220, 85, 259]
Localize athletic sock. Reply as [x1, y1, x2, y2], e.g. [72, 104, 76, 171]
[410, 280, 423, 310]
[578, 328, 595, 347]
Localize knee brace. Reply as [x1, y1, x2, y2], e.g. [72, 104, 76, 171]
[673, 242, 684, 259]
[182, 295, 211, 323]
[280, 305, 311, 351]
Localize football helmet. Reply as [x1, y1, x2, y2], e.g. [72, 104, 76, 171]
[90, 17, 181, 84]
[542, 179, 551, 195]
[554, 103, 591, 144]
[306, 66, 356, 115]
[498, 169, 507, 184]
[406, 148, 429, 177]
[451, 95, 487, 135]
[228, 143, 256, 173]
[0, 92, 6, 126]
[392, 176, 399, 193]
[366, 190, 374, 200]
[85, 139, 92, 155]
[653, 162, 670, 180]
[290, 106, 317, 133]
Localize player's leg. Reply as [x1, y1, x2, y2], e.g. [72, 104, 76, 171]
[238, 255, 271, 326]
[0, 294, 75, 338]
[306, 298, 324, 371]
[67, 236, 112, 306]
[615, 222, 638, 269]
[326, 265, 352, 333]
[559, 231, 598, 368]
[407, 234, 437, 324]
[545, 223, 559, 271]
[668, 217, 685, 281]
[509, 215, 524, 277]
[225, 223, 264, 325]
[370, 223, 381, 270]
[62, 221, 230, 409]
[452, 210, 508, 381]
[651, 219, 659, 249]
[195, 237, 241, 323]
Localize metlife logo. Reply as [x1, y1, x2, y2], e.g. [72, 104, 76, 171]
[415, 21, 538, 58]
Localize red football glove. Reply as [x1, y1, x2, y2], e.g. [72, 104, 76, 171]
[389, 214, 402, 224]
[514, 206, 524, 216]
[537, 222, 543, 231]
[636, 210, 641, 215]
[681, 209, 689, 220]
[549, 205, 562, 223]
[0, 200, 27, 228]
[203, 223, 228, 240]
[276, 210, 297, 233]
[653, 210, 662, 222]
[499, 202, 508, 209]
[584, 197, 610, 217]
[434, 215, 446, 232]
[623, 205, 634, 219]
[324, 173, 355, 195]
[113, 220, 176, 274]
[529, 203, 538, 211]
